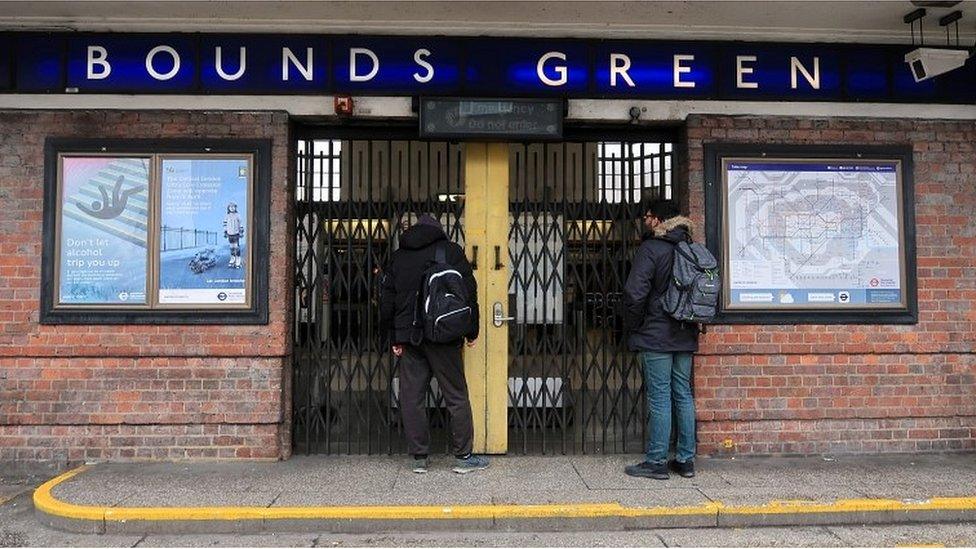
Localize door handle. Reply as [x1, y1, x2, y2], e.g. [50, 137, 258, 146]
[470, 245, 478, 270]
[493, 302, 515, 327]
[494, 245, 504, 270]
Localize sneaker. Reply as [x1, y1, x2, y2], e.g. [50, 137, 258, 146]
[668, 459, 695, 478]
[452, 455, 490, 474]
[411, 457, 429, 474]
[624, 461, 669, 480]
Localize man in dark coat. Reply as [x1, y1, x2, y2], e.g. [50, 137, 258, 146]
[378, 214, 489, 475]
[622, 200, 699, 480]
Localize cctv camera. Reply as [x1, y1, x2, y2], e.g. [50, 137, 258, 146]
[904, 47, 972, 82]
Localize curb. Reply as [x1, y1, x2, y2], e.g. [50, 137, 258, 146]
[34, 466, 976, 534]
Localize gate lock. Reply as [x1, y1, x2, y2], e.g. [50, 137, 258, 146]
[492, 302, 515, 327]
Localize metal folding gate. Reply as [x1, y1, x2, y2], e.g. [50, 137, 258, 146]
[293, 134, 675, 455]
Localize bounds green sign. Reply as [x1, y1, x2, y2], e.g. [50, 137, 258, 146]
[419, 98, 564, 140]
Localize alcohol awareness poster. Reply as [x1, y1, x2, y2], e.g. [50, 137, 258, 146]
[158, 157, 250, 305]
[58, 156, 149, 305]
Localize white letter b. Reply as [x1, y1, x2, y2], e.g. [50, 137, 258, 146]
[87, 46, 111, 80]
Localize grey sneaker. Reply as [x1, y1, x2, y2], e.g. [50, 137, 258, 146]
[411, 457, 429, 474]
[452, 455, 490, 474]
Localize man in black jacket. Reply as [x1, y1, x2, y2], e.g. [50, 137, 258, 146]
[378, 214, 489, 475]
[622, 200, 699, 480]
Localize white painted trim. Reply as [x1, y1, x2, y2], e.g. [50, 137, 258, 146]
[568, 100, 976, 121]
[0, 95, 414, 118]
[0, 94, 974, 121]
[1, 18, 972, 45]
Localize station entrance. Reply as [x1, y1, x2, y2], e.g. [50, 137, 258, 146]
[292, 126, 678, 455]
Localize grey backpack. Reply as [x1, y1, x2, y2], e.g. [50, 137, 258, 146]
[658, 237, 721, 323]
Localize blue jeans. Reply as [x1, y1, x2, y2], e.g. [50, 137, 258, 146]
[641, 351, 696, 464]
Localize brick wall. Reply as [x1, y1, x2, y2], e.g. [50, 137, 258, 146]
[0, 111, 293, 467]
[685, 116, 976, 455]
[2, 110, 973, 464]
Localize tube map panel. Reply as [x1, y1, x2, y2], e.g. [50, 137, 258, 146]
[724, 159, 903, 309]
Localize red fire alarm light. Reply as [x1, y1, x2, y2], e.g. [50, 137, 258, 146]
[334, 95, 354, 116]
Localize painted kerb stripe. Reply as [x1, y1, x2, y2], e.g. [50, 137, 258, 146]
[33, 466, 976, 524]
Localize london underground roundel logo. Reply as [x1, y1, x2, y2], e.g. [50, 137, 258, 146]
[870, 278, 880, 287]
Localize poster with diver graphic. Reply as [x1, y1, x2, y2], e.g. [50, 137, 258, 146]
[58, 156, 150, 305]
[158, 157, 250, 305]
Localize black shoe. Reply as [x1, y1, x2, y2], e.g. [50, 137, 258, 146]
[669, 459, 695, 478]
[625, 461, 669, 480]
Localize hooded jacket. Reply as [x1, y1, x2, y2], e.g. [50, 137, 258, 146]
[622, 216, 700, 353]
[378, 223, 479, 345]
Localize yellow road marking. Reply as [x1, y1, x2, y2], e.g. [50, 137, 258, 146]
[32, 467, 104, 521]
[33, 466, 976, 524]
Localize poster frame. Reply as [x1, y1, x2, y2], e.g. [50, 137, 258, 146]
[53, 152, 153, 309]
[703, 143, 917, 325]
[154, 153, 254, 310]
[40, 138, 270, 324]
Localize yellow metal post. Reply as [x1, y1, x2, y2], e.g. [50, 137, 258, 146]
[462, 142, 509, 454]
[483, 142, 510, 453]
[463, 143, 488, 453]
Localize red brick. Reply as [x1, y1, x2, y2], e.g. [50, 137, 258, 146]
[0, 110, 290, 463]
[684, 115, 976, 455]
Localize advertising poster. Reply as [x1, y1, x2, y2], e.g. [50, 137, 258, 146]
[724, 159, 903, 309]
[58, 156, 150, 305]
[158, 157, 250, 305]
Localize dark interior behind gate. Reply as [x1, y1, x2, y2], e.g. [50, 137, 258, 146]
[293, 130, 677, 455]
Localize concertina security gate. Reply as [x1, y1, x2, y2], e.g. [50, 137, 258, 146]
[293, 137, 675, 455]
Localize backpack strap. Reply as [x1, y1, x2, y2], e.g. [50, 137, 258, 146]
[412, 243, 446, 344]
[658, 232, 705, 270]
[410, 288, 424, 346]
[672, 242, 700, 267]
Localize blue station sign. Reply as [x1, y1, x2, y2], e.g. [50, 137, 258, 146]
[2, 33, 974, 103]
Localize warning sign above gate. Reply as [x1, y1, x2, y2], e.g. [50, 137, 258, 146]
[419, 98, 564, 140]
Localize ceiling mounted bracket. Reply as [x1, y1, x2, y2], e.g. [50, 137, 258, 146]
[938, 10, 963, 46]
[904, 8, 928, 46]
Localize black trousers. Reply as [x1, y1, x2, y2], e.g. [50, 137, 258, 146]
[399, 342, 474, 457]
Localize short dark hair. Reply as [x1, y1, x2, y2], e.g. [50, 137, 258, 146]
[646, 199, 681, 221]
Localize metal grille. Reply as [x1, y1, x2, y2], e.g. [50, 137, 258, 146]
[292, 136, 675, 455]
[506, 141, 673, 454]
[293, 139, 465, 455]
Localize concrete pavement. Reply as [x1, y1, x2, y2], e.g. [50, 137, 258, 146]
[29, 454, 976, 534]
[5, 476, 976, 546]
[8, 486, 976, 547]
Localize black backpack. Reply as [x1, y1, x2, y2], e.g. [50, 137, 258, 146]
[413, 244, 472, 344]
